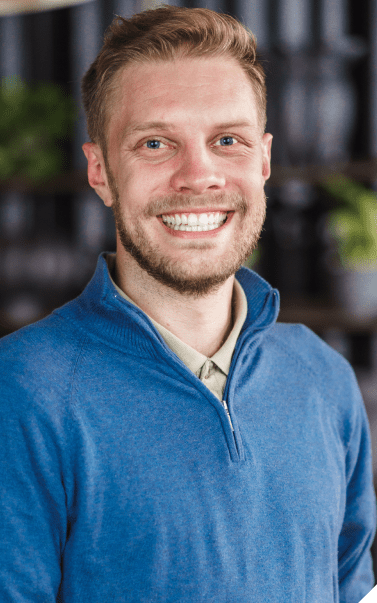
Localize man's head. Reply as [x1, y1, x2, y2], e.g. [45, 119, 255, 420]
[82, 6, 272, 297]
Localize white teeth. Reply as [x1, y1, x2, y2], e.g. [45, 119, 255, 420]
[161, 211, 228, 233]
[187, 213, 198, 226]
[198, 213, 209, 225]
[161, 211, 228, 231]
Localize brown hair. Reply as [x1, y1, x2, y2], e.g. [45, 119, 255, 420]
[81, 4, 267, 156]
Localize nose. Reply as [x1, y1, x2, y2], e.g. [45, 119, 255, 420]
[169, 143, 226, 195]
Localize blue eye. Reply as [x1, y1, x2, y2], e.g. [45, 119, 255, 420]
[215, 136, 237, 146]
[146, 140, 162, 149]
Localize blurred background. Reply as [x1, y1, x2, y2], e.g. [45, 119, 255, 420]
[1, 0, 377, 569]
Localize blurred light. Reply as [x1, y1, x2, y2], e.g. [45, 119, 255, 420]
[0, 0, 93, 15]
[3, 293, 43, 327]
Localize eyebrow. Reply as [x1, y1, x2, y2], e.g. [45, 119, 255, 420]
[121, 120, 257, 140]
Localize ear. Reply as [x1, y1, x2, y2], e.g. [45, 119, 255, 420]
[82, 142, 114, 207]
[261, 133, 273, 182]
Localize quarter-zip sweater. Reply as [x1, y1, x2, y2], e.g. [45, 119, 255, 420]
[0, 253, 375, 603]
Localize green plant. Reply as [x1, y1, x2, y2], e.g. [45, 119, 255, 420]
[0, 75, 77, 181]
[243, 246, 261, 270]
[322, 175, 377, 271]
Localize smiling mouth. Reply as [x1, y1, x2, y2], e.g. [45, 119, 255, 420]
[160, 211, 230, 232]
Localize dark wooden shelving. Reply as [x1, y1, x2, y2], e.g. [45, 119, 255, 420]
[0, 169, 90, 194]
[268, 159, 377, 186]
[279, 297, 377, 332]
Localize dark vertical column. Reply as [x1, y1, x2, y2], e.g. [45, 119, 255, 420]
[370, 0, 377, 162]
[0, 14, 26, 79]
[70, 0, 113, 254]
[51, 8, 72, 88]
[70, 0, 101, 169]
[233, 0, 270, 51]
[100, 0, 117, 30]
[24, 10, 54, 83]
[113, 0, 137, 18]
[343, 0, 368, 160]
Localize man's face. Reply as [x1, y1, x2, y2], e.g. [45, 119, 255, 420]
[87, 55, 272, 296]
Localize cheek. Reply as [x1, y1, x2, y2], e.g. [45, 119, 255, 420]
[120, 161, 163, 198]
[235, 175, 262, 198]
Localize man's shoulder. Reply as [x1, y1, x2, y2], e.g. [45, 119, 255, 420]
[0, 308, 88, 394]
[0, 311, 90, 466]
[267, 321, 363, 416]
[269, 321, 358, 388]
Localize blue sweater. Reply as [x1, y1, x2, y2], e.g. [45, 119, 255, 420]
[0, 253, 375, 603]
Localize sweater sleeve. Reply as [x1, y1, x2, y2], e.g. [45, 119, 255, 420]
[0, 375, 69, 602]
[338, 370, 376, 603]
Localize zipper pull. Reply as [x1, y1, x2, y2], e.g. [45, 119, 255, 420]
[222, 400, 234, 432]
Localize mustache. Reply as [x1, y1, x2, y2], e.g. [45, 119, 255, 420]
[144, 191, 248, 218]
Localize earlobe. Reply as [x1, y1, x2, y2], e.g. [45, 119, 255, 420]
[261, 133, 273, 182]
[82, 142, 113, 207]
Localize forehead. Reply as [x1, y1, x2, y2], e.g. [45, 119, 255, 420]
[107, 56, 260, 144]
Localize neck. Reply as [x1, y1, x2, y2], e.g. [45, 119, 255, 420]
[114, 252, 235, 357]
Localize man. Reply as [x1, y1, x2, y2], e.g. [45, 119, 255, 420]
[0, 5, 375, 602]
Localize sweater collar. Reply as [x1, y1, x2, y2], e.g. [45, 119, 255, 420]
[105, 253, 248, 376]
[69, 252, 280, 359]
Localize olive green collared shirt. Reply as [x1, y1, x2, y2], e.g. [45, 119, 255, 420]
[106, 254, 248, 401]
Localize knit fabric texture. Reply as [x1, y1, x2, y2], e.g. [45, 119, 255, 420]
[0, 252, 375, 603]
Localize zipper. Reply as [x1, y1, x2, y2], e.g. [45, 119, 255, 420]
[221, 398, 240, 459]
[222, 399, 234, 432]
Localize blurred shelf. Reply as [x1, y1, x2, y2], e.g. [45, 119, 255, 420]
[279, 297, 377, 332]
[0, 170, 90, 194]
[0, 159, 376, 194]
[268, 159, 377, 186]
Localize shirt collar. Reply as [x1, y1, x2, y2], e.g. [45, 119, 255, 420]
[106, 254, 247, 376]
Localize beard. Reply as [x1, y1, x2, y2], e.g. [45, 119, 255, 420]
[105, 160, 266, 297]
